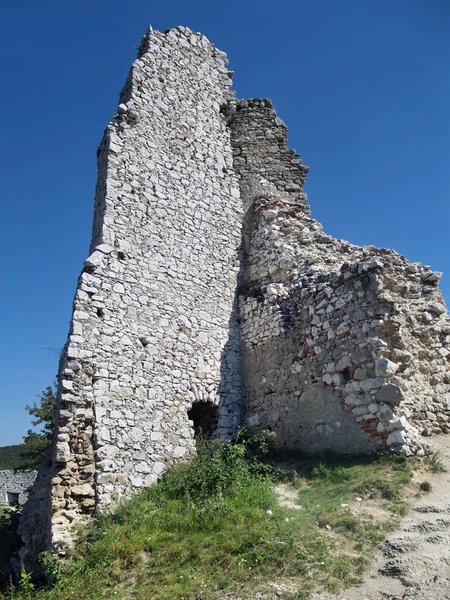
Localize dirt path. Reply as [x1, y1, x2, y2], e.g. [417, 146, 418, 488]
[311, 436, 450, 600]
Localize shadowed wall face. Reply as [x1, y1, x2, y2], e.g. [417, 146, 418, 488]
[50, 26, 243, 549]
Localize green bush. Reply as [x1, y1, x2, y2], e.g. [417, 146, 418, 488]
[420, 481, 432, 492]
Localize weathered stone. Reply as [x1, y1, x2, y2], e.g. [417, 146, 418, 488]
[375, 358, 399, 378]
[388, 416, 407, 431]
[71, 484, 94, 497]
[386, 430, 407, 446]
[422, 271, 441, 284]
[376, 384, 404, 406]
[55, 442, 70, 463]
[345, 393, 364, 406]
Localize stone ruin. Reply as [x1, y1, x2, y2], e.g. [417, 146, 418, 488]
[0, 471, 36, 506]
[19, 26, 450, 566]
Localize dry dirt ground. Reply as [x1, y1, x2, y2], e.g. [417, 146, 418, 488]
[310, 435, 450, 600]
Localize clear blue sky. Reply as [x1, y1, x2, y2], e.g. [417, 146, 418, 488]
[0, 0, 449, 446]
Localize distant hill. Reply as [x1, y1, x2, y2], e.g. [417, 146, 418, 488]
[0, 445, 29, 470]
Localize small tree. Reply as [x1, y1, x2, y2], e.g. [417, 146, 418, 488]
[20, 383, 57, 470]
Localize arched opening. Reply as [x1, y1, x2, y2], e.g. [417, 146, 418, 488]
[188, 401, 219, 439]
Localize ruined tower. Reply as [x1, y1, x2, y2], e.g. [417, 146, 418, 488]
[19, 26, 450, 563]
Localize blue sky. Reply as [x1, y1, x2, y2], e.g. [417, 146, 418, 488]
[1, 0, 449, 446]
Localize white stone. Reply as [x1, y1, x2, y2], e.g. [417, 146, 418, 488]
[173, 446, 187, 458]
[375, 358, 399, 378]
[97, 427, 111, 442]
[55, 442, 70, 463]
[388, 416, 407, 431]
[96, 244, 115, 254]
[344, 393, 363, 406]
[386, 430, 407, 446]
[263, 210, 278, 221]
[85, 251, 105, 268]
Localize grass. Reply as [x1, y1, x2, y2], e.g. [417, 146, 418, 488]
[426, 451, 446, 473]
[1, 434, 413, 600]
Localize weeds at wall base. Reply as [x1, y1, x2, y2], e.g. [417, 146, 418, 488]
[1, 435, 413, 600]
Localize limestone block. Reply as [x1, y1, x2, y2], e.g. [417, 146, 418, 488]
[375, 384, 404, 406]
[96, 244, 115, 254]
[84, 251, 105, 269]
[388, 416, 407, 431]
[386, 430, 407, 446]
[378, 404, 395, 422]
[360, 379, 383, 391]
[71, 484, 94, 497]
[55, 442, 70, 464]
[375, 358, 399, 378]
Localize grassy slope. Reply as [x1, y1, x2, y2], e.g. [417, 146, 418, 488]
[1, 438, 414, 600]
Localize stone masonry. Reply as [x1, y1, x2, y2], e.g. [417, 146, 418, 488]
[226, 98, 450, 457]
[48, 26, 243, 550]
[19, 26, 450, 562]
[0, 471, 36, 506]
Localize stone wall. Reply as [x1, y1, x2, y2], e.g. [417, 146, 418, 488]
[15, 452, 52, 575]
[229, 101, 450, 455]
[49, 26, 243, 549]
[0, 470, 36, 506]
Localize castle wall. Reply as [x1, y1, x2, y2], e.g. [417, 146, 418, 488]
[16, 452, 52, 575]
[230, 101, 450, 456]
[50, 26, 243, 548]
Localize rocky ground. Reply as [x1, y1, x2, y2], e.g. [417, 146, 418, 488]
[310, 435, 450, 600]
[219, 435, 450, 600]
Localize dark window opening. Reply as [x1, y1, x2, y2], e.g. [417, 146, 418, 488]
[7, 492, 19, 506]
[96, 308, 104, 318]
[342, 367, 351, 382]
[117, 251, 126, 261]
[188, 401, 219, 440]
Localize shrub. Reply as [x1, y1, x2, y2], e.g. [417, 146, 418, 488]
[420, 481, 432, 492]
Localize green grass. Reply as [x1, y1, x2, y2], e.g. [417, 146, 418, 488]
[1, 437, 413, 600]
[426, 451, 446, 473]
